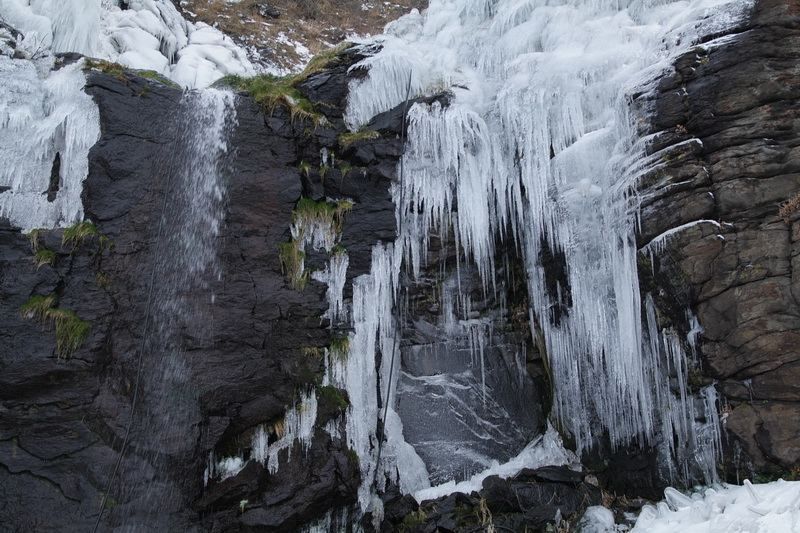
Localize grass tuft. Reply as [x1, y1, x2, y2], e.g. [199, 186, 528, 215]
[338, 129, 380, 149]
[135, 69, 181, 89]
[214, 73, 329, 128]
[20, 295, 91, 358]
[25, 228, 48, 251]
[62, 221, 109, 251]
[20, 294, 57, 321]
[83, 58, 129, 83]
[279, 241, 308, 290]
[32, 249, 57, 270]
[330, 335, 350, 360]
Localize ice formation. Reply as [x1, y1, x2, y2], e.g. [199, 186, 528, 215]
[0, 54, 99, 230]
[334, 0, 755, 508]
[633, 479, 800, 532]
[252, 389, 318, 474]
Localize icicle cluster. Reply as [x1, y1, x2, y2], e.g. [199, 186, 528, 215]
[335, 0, 753, 499]
[0, 56, 99, 231]
[251, 389, 318, 474]
[311, 250, 350, 325]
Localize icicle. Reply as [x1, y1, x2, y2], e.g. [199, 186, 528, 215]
[251, 389, 318, 475]
[336, 0, 753, 508]
[312, 250, 350, 325]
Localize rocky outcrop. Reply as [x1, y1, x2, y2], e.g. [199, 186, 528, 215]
[636, 0, 800, 480]
[379, 467, 604, 533]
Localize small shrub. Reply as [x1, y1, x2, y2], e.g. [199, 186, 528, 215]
[62, 221, 109, 251]
[338, 129, 380, 149]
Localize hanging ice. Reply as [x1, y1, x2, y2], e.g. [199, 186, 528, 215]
[337, 0, 753, 498]
[252, 390, 318, 474]
[0, 56, 99, 231]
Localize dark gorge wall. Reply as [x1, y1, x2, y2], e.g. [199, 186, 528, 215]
[636, 0, 800, 481]
[0, 50, 400, 531]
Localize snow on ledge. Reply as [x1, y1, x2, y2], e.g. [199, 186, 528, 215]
[2, 0, 255, 88]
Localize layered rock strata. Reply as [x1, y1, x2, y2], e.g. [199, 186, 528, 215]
[636, 0, 800, 481]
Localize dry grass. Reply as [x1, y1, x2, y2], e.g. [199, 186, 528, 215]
[180, 0, 427, 72]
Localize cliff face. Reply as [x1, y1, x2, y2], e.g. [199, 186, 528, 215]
[1, 0, 800, 530]
[0, 50, 401, 530]
[637, 0, 800, 480]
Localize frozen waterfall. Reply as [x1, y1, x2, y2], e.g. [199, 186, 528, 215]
[336, 0, 754, 503]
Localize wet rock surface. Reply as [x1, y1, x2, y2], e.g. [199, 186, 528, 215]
[377, 467, 603, 533]
[0, 49, 399, 531]
[636, 0, 800, 479]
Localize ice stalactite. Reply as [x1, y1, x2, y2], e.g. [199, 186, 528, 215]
[312, 250, 350, 325]
[322, 243, 430, 509]
[251, 390, 318, 474]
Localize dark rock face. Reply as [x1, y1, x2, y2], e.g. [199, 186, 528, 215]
[636, 0, 800, 480]
[0, 49, 397, 531]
